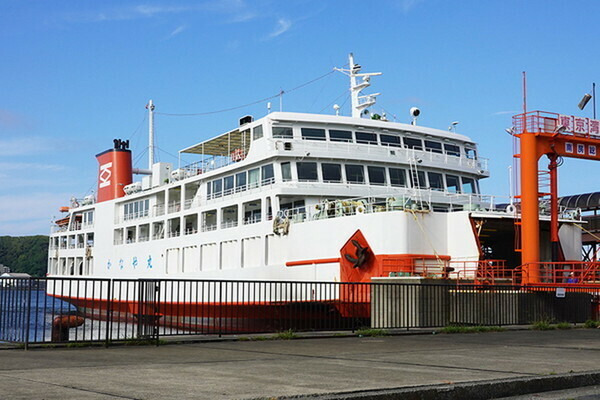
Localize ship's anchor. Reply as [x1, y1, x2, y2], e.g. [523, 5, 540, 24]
[344, 240, 369, 269]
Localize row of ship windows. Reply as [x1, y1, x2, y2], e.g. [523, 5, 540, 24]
[207, 164, 274, 198]
[115, 198, 269, 244]
[270, 126, 475, 158]
[206, 161, 479, 195]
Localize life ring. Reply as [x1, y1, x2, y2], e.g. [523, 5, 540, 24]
[272, 213, 290, 235]
[273, 215, 282, 234]
[356, 205, 366, 214]
[505, 204, 516, 214]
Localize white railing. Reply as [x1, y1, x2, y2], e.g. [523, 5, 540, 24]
[181, 152, 245, 178]
[184, 228, 198, 235]
[221, 220, 238, 229]
[167, 231, 180, 238]
[281, 192, 582, 226]
[201, 224, 217, 232]
[271, 139, 489, 174]
[243, 216, 262, 225]
[184, 199, 195, 210]
[138, 235, 150, 242]
[168, 202, 181, 213]
[154, 204, 165, 217]
[116, 210, 150, 224]
[206, 177, 275, 202]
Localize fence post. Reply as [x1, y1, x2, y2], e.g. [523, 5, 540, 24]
[23, 278, 32, 350]
[105, 280, 112, 348]
[154, 280, 160, 346]
[218, 281, 222, 338]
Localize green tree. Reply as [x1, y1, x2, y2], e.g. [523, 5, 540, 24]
[0, 236, 49, 277]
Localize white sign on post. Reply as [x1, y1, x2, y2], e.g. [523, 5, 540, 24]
[556, 287, 566, 298]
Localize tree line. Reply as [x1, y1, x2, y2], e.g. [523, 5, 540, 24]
[0, 236, 49, 277]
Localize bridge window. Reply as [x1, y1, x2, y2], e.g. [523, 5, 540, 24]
[462, 177, 478, 194]
[444, 144, 461, 157]
[424, 140, 443, 154]
[322, 163, 342, 183]
[389, 168, 407, 187]
[368, 166, 386, 185]
[356, 132, 378, 145]
[466, 148, 477, 159]
[410, 171, 426, 188]
[380, 134, 402, 147]
[329, 129, 353, 142]
[345, 164, 365, 183]
[273, 126, 293, 139]
[253, 125, 263, 140]
[404, 137, 423, 150]
[428, 172, 444, 190]
[297, 162, 318, 181]
[301, 128, 326, 141]
[445, 174, 461, 193]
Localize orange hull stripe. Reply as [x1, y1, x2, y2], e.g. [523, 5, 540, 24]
[286, 258, 340, 267]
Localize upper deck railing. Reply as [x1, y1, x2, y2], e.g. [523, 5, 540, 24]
[178, 139, 489, 181]
[270, 139, 489, 173]
[281, 192, 581, 226]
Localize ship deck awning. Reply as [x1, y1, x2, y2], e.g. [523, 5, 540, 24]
[559, 192, 600, 211]
[180, 128, 250, 156]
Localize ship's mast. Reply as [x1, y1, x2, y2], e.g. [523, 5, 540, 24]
[146, 100, 155, 169]
[336, 53, 382, 118]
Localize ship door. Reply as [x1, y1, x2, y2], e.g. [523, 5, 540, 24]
[471, 217, 521, 269]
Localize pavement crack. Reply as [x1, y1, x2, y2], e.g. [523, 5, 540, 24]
[198, 345, 538, 377]
[0, 372, 140, 399]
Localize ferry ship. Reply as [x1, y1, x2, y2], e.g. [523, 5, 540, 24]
[46, 54, 585, 329]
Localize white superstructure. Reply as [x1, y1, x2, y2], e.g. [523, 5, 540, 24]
[47, 54, 582, 286]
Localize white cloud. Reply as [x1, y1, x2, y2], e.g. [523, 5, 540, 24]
[491, 110, 518, 116]
[0, 192, 73, 235]
[268, 18, 292, 38]
[66, 1, 257, 24]
[168, 24, 187, 38]
[0, 162, 65, 171]
[0, 137, 55, 156]
[227, 11, 257, 23]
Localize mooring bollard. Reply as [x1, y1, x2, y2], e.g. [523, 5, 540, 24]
[51, 315, 85, 342]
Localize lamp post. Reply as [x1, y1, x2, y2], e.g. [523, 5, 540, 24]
[578, 83, 596, 119]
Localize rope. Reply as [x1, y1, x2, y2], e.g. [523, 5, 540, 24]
[156, 70, 336, 117]
[574, 222, 600, 242]
[406, 208, 444, 266]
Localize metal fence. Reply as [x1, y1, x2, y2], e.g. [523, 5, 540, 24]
[1, 277, 598, 348]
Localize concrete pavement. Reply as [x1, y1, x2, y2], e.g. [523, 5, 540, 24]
[0, 329, 599, 399]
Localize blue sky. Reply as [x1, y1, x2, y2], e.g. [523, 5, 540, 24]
[1, 0, 599, 236]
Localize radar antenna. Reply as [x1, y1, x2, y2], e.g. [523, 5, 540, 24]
[335, 53, 382, 118]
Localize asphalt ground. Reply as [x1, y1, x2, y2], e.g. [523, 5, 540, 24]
[0, 329, 599, 400]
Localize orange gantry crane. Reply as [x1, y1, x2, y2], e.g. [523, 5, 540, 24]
[514, 111, 600, 284]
